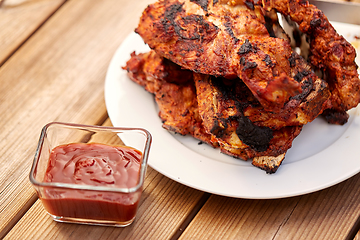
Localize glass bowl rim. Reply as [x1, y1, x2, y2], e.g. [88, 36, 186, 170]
[29, 122, 152, 193]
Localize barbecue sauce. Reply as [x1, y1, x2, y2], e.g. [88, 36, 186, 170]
[41, 143, 142, 224]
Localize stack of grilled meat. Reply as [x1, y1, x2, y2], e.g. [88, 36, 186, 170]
[123, 0, 360, 173]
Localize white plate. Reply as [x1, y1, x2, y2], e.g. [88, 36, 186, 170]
[105, 22, 360, 199]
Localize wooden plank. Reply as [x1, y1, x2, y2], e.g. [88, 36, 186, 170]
[4, 119, 206, 240]
[179, 173, 360, 239]
[179, 194, 300, 239]
[273, 174, 360, 240]
[332, 0, 360, 3]
[0, 0, 153, 237]
[0, 0, 66, 65]
[355, 230, 360, 240]
[4, 169, 205, 240]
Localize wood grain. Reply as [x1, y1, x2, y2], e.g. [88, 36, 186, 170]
[179, 173, 360, 240]
[4, 119, 207, 240]
[0, 0, 66, 65]
[4, 169, 206, 240]
[0, 0, 152, 237]
[274, 174, 360, 240]
[355, 230, 360, 240]
[179, 195, 300, 239]
[5, 169, 206, 240]
[1, 0, 360, 239]
[334, 0, 360, 3]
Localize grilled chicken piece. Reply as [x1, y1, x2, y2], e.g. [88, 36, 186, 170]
[123, 51, 217, 147]
[194, 73, 302, 160]
[123, 51, 302, 173]
[135, 0, 313, 112]
[252, 153, 286, 173]
[194, 52, 329, 130]
[261, 0, 360, 113]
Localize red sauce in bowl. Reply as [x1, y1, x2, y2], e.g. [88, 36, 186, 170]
[41, 143, 143, 224]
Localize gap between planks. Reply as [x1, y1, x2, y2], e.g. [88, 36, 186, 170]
[346, 215, 360, 240]
[1, 114, 109, 239]
[169, 192, 211, 240]
[0, 0, 69, 68]
[99, 117, 213, 239]
[0, 2, 70, 237]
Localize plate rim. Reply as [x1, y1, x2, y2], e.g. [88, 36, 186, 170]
[104, 29, 360, 199]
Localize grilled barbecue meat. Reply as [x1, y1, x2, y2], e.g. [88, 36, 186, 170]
[135, 0, 330, 123]
[194, 52, 329, 130]
[136, 0, 330, 129]
[123, 0, 360, 173]
[123, 51, 303, 173]
[194, 73, 302, 162]
[123, 51, 217, 147]
[261, 0, 360, 113]
[136, 0, 310, 112]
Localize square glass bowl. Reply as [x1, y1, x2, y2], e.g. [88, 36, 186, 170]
[29, 122, 152, 227]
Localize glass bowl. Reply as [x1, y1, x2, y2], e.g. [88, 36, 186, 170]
[29, 122, 152, 227]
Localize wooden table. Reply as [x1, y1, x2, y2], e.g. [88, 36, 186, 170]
[1, 0, 360, 239]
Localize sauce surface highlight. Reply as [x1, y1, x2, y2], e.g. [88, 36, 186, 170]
[41, 143, 143, 223]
